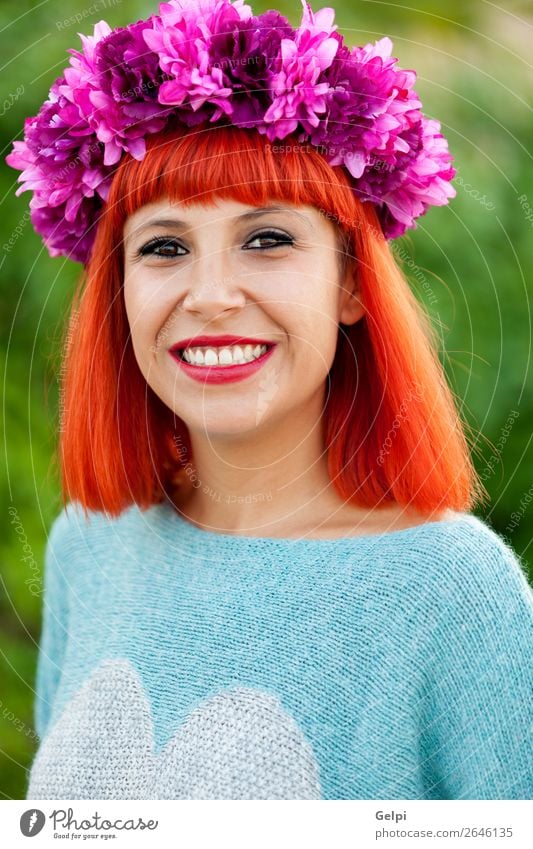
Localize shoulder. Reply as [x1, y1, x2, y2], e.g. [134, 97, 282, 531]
[46, 501, 89, 549]
[45, 500, 166, 569]
[405, 511, 533, 629]
[47, 499, 163, 535]
[427, 511, 530, 588]
[362, 509, 532, 613]
[394, 509, 528, 576]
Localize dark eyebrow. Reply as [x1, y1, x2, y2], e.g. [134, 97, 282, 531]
[125, 205, 314, 242]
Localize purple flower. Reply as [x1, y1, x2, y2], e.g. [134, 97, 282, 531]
[95, 17, 167, 104]
[209, 11, 295, 127]
[346, 116, 456, 238]
[6, 77, 112, 262]
[142, 0, 251, 123]
[28, 192, 106, 263]
[253, 9, 296, 68]
[304, 35, 421, 178]
[58, 20, 172, 166]
[375, 117, 457, 238]
[260, 0, 339, 140]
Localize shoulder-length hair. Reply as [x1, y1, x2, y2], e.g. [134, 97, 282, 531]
[58, 122, 486, 517]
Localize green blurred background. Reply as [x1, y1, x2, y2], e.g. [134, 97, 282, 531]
[1, 0, 532, 799]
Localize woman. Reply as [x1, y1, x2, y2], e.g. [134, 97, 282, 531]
[7, 0, 533, 800]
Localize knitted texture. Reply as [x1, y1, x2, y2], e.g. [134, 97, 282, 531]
[27, 501, 533, 800]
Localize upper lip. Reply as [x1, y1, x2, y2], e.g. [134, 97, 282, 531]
[170, 335, 275, 351]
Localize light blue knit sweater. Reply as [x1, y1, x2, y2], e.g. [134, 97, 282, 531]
[27, 500, 533, 800]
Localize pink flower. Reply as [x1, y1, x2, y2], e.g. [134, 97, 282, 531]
[261, 0, 339, 140]
[5, 77, 112, 262]
[142, 0, 251, 119]
[373, 117, 457, 238]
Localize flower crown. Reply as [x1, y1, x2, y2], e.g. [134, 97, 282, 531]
[6, 0, 456, 265]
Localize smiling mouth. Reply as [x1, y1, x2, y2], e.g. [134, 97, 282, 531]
[173, 343, 275, 367]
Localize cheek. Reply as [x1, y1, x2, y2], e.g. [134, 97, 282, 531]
[124, 276, 166, 347]
[123, 277, 145, 338]
[289, 277, 340, 356]
[123, 283, 163, 385]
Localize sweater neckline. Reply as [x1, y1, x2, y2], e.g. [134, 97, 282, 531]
[154, 498, 470, 552]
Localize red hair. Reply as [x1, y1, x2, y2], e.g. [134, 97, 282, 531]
[58, 122, 486, 517]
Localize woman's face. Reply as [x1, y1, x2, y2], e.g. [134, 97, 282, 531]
[122, 197, 363, 437]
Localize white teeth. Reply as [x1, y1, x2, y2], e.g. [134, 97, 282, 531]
[181, 344, 269, 366]
[218, 348, 233, 365]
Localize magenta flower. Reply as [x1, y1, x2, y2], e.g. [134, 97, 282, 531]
[209, 11, 295, 128]
[376, 117, 457, 238]
[142, 0, 251, 121]
[260, 0, 339, 140]
[58, 20, 171, 166]
[94, 18, 174, 146]
[304, 35, 421, 178]
[5, 77, 112, 262]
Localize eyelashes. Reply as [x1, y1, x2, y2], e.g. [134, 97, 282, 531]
[135, 229, 295, 259]
[242, 230, 295, 251]
[136, 237, 186, 258]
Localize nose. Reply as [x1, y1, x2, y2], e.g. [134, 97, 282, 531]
[178, 252, 246, 319]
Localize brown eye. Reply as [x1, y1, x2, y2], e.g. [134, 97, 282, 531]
[138, 238, 186, 257]
[243, 230, 295, 250]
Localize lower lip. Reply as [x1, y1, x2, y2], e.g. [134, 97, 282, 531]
[169, 345, 277, 384]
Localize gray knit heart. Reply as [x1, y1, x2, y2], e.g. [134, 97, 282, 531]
[27, 658, 322, 799]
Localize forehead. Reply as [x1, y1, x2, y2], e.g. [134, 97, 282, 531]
[123, 198, 331, 237]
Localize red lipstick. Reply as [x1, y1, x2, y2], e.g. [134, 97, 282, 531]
[171, 335, 274, 349]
